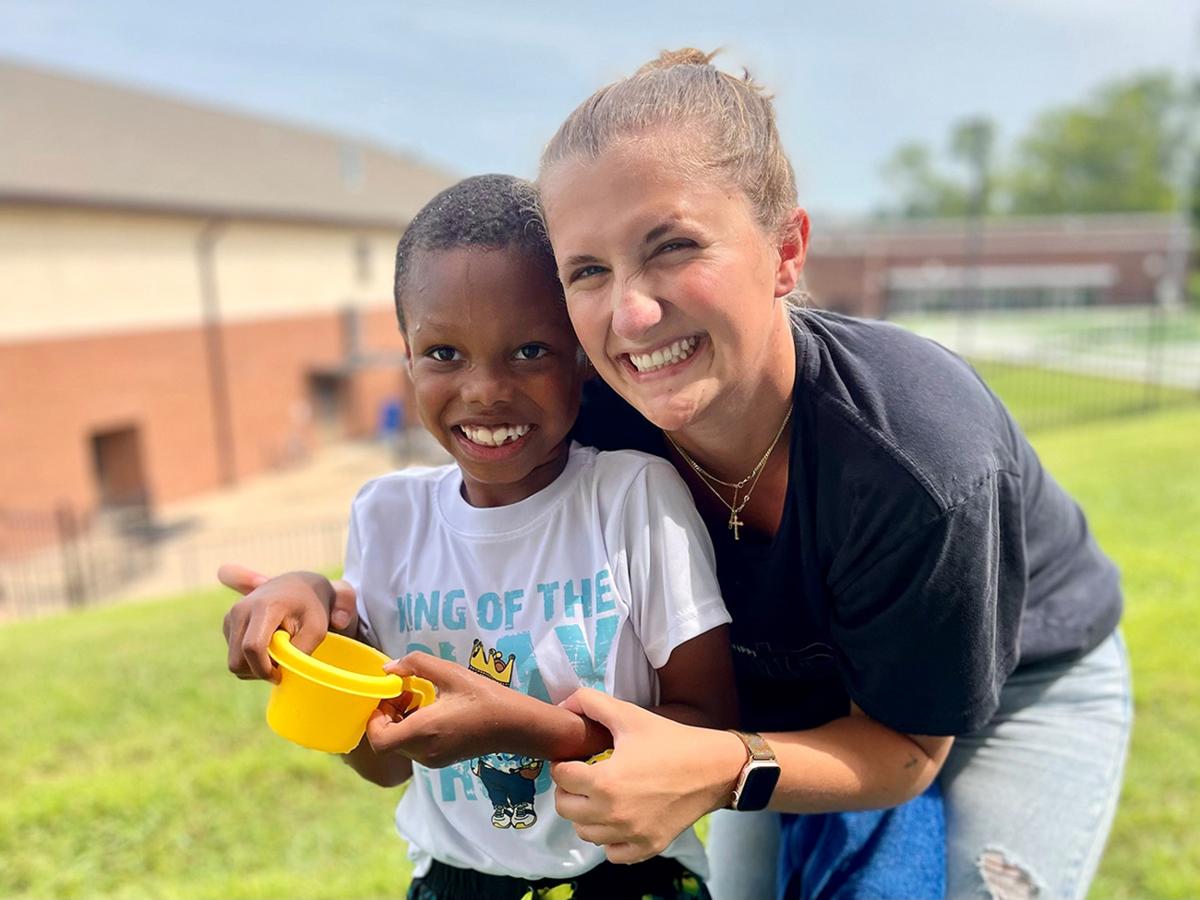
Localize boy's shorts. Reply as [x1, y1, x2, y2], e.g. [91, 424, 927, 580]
[406, 854, 708, 900]
[778, 779, 946, 899]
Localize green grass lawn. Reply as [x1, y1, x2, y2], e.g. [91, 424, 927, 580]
[1, 406, 1197, 898]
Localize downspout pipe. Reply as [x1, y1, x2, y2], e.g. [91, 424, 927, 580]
[196, 218, 236, 486]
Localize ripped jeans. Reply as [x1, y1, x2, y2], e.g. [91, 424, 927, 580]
[706, 631, 1133, 900]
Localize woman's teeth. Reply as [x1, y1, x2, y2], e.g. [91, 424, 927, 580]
[628, 336, 700, 373]
[459, 424, 532, 447]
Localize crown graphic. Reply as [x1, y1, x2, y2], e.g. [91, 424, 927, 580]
[468, 639, 516, 687]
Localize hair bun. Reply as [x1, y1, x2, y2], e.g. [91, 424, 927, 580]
[636, 47, 717, 74]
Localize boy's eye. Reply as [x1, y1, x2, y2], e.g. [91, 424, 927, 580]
[513, 344, 549, 361]
[427, 346, 461, 362]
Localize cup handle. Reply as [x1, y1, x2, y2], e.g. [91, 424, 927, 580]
[399, 676, 436, 714]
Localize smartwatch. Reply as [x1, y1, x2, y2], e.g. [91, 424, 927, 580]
[726, 730, 781, 812]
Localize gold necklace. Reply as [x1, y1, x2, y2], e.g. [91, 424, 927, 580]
[663, 405, 792, 540]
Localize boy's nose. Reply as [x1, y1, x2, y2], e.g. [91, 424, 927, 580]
[460, 364, 514, 408]
[611, 281, 664, 341]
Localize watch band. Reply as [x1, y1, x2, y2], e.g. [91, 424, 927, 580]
[726, 730, 781, 811]
[730, 729, 775, 762]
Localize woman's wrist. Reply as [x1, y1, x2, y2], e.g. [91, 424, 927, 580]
[702, 727, 753, 813]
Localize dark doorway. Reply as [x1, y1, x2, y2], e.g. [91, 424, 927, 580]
[90, 425, 149, 509]
[308, 372, 347, 442]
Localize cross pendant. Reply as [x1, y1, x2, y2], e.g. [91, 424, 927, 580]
[728, 510, 744, 540]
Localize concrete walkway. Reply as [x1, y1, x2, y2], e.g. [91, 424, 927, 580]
[0, 430, 449, 620]
[119, 430, 450, 603]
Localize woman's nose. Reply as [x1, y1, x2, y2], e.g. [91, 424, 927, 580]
[611, 283, 664, 341]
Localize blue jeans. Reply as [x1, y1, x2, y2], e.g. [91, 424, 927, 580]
[778, 780, 944, 899]
[706, 631, 1133, 900]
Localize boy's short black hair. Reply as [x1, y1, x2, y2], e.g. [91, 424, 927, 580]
[394, 174, 559, 333]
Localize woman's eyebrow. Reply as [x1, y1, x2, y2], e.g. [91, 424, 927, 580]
[642, 221, 675, 246]
[561, 253, 602, 271]
[559, 218, 686, 273]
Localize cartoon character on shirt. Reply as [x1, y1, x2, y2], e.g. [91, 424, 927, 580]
[467, 639, 544, 829]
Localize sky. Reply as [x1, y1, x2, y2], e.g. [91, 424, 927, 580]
[1, 0, 1196, 214]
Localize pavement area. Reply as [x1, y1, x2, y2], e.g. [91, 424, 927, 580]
[0, 429, 450, 620]
[120, 428, 452, 603]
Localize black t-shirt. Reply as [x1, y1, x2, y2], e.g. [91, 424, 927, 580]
[572, 310, 1122, 736]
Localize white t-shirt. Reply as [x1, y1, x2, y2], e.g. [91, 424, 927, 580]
[344, 443, 730, 881]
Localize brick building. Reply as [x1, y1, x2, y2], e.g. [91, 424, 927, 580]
[0, 61, 455, 518]
[804, 213, 1187, 318]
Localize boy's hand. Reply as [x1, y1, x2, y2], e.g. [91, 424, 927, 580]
[218, 563, 359, 633]
[220, 569, 344, 682]
[364, 652, 526, 768]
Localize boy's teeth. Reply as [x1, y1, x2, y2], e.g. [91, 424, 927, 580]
[629, 336, 700, 373]
[460, 424, 532, 446]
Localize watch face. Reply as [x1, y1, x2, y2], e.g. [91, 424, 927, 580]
[737, 760, 782, 811]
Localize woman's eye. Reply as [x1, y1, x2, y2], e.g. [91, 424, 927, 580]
[655, 239, 693, 255]
[428, 346, 460, 362]
[514, 344, 549, 361]
[569, 264, 607, 284]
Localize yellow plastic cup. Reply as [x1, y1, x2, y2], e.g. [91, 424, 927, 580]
[265, 630, 435, 753]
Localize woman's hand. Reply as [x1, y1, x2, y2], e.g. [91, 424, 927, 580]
[550, 688, 747, 864]
[364, 652, 531, 769]
[218, 564, 357, 681]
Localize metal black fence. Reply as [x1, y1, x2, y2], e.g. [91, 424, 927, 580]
[888, 305, 1200, 431]
[0, 506, 347, 622]
[0, 504, 159, 619]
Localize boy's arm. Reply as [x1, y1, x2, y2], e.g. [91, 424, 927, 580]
[363, 653, 613, 767]
[364, 627, 737, 768]
[648, 624, 739, 730]
[343, 705, 415, 788]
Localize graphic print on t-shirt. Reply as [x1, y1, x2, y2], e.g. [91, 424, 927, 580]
[347, 447, 727, 877]
[393, 568, 620, 818]
[466, 638, 544, 830]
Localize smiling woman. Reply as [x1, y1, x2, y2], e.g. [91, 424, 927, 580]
[533, 48, 1131, 900]
[542, 136, 803, 441]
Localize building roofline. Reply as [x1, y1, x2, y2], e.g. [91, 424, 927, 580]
[0, 190, 409, 231]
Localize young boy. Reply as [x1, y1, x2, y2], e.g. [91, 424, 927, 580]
[223, 175, 736, 899]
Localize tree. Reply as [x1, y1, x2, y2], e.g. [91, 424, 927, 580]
[879, 141, 972, 218]
[1008, 74, 1181, 215]
[878, 71, 1195, 220]
[950, 117, 997, 216]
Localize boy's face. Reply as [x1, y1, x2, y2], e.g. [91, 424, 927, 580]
[404, 246, 585, 508]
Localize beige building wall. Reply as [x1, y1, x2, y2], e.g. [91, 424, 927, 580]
[0, 204, 401, 339]
[1, 203, 411, 518]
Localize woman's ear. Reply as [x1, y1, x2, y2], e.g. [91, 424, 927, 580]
[774, 208, 810, 299]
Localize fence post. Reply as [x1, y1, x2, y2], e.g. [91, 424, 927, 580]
[1144, 302, 1167, 412]
[56, 504, 87, 608]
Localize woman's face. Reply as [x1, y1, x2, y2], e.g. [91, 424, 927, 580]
[541, 136, 806, 433]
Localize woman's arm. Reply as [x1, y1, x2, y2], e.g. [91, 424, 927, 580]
[763, 703, 952, 813]
[550, 691, 952, 864]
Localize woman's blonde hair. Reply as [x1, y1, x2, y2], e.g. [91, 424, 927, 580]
[538, 48, 799, 237]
